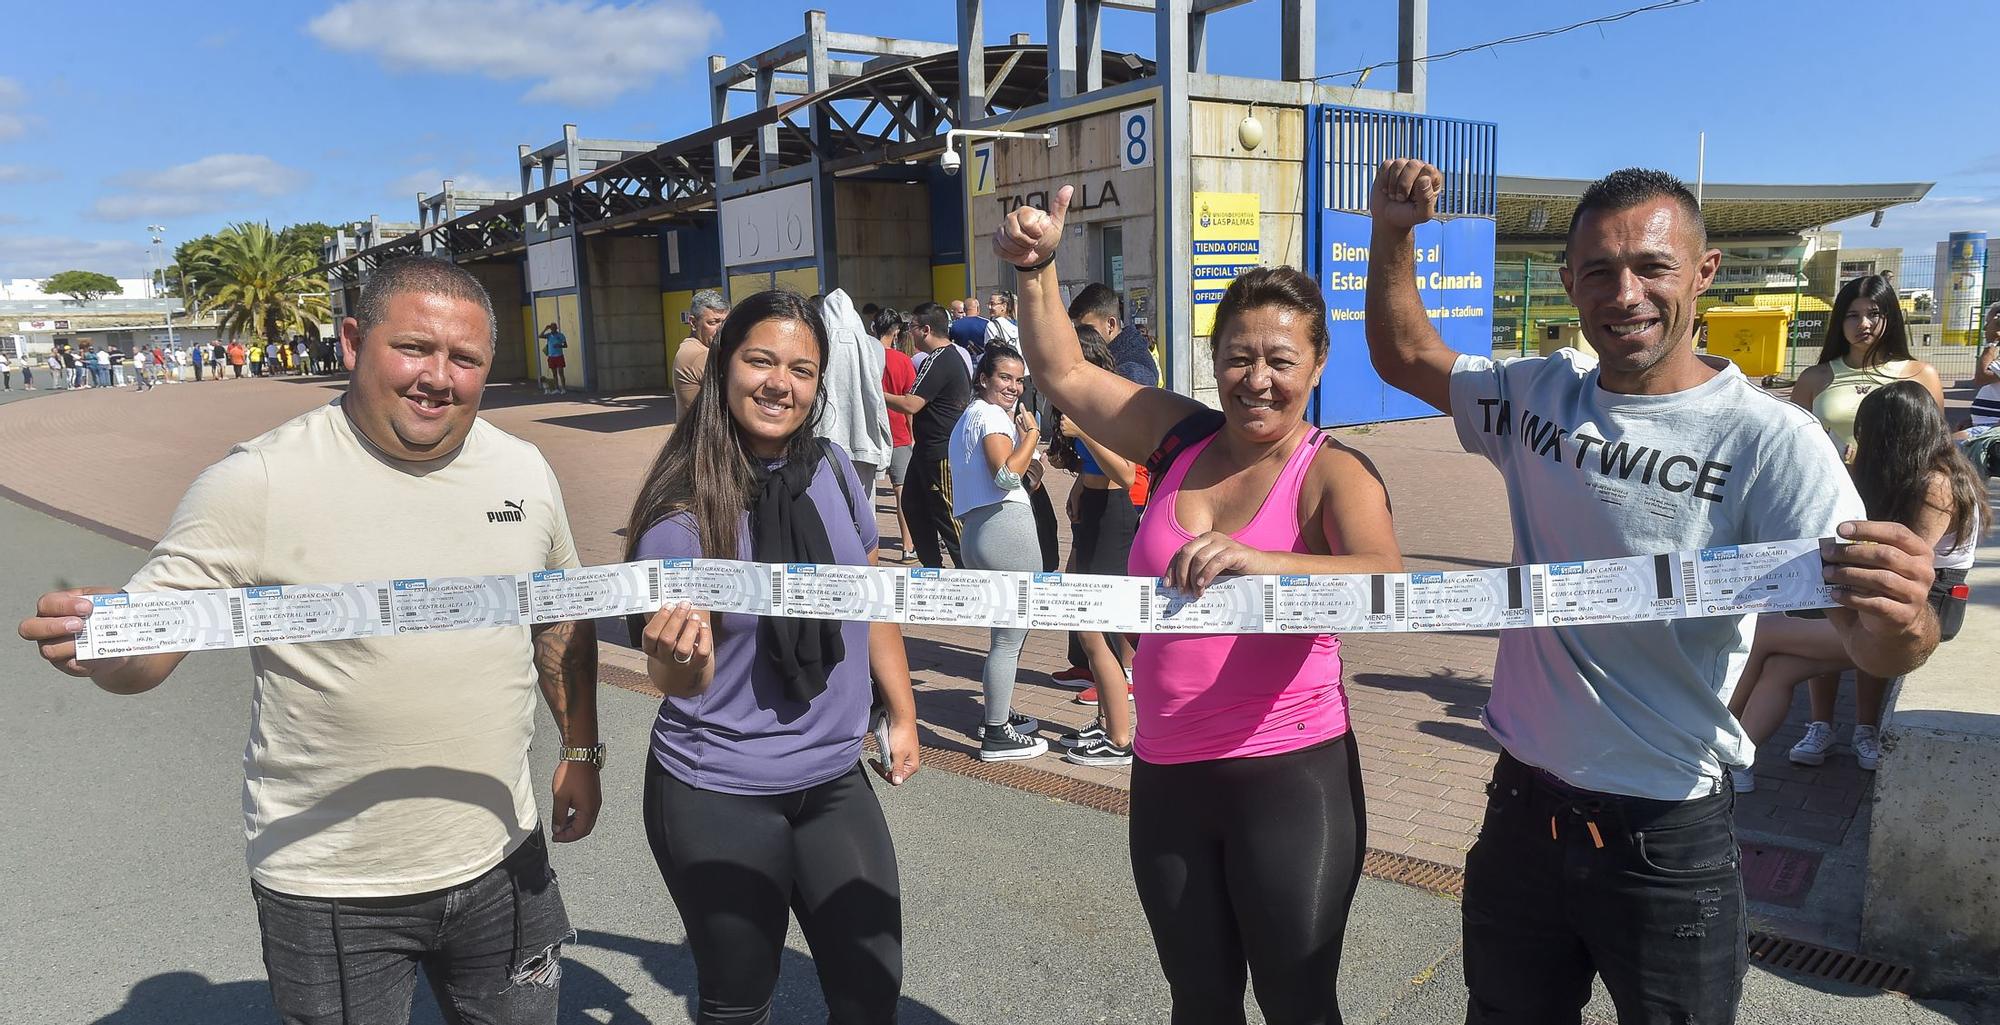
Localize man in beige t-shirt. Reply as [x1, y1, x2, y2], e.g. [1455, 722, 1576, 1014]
[671, 288, 729, 415]
[19, 256, 601, 1025]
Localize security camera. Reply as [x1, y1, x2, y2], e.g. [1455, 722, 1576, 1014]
[940, 149, 962, 176]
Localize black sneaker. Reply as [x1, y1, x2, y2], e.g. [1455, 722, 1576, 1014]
[978, 721, 1049, 761]
[1057, 721, 1107, 748]
[1063, 737, 1133, 767]
[974, 712, 1040, 741]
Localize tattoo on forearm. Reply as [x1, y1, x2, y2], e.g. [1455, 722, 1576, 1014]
[532, 620, 598, 743]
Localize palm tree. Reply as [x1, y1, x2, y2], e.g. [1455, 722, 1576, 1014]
[181, 222, 330, 346]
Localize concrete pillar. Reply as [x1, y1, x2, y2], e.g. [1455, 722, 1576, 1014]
[756, 68, 780, 175]
[1080, 0, 1104, 92]
[1399, 0, 1428, 108]
[1046, 0, 1077, 100]
[710, 54, 734, 190]
[1283, 0, 1315, 81]
[957, 0, 986, 123]
[1156, 0, 1193, 396]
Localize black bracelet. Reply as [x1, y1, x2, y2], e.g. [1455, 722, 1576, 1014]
[1011, 250, 1057, 273]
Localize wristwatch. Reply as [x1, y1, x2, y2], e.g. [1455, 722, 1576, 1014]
[559, 743, 606, 769]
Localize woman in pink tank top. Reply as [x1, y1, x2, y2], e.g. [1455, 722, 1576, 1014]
[995, 190, 1402, 1025]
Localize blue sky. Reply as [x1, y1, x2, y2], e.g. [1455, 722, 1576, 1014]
[0, 0, 1994, 280]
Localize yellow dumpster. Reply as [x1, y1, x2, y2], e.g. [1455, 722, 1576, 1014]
[1538, 321, 1594, 358]
[1703, 306, 1789, 378]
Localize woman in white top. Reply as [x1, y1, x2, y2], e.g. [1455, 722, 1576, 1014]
[949, 343, 1048, 762]
[1729, 381, 1985, 788]
[984, 290, 1020, 348]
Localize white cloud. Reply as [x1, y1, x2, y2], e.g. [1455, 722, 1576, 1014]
[0, 235, 149, 280]
[307, 0, 720, 105]
[0, 113, 23, 141]
[389, 169, 518, 200]
[88, 154, 309, 222]
[0, 163, 57, 184]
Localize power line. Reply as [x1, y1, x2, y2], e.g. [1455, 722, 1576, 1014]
[1313, 0, 1702, 83]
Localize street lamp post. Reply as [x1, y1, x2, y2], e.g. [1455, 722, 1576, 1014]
[146, 226, 177, 373]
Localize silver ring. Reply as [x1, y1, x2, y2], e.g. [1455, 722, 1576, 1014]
[674, 651, 693, 664]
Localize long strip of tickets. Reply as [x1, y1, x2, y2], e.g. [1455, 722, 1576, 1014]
[72, 537, 1836, 661]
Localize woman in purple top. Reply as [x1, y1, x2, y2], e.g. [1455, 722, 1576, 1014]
[626, 289, 922, 1024]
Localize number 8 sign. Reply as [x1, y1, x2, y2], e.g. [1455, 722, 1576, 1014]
[1120, 107, 1154, 171]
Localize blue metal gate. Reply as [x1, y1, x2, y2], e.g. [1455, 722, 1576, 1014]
[1303, 106, 1500, 427]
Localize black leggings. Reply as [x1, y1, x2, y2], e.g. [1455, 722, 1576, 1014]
[1129, 733, 1367, 1025]
[643, 758, 903, 1025]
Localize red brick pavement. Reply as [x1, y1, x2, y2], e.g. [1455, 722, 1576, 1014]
[0, 376, 1874, 871]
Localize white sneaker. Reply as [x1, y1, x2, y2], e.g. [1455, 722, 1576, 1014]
[1729, 767, 1756, 793]
[1852, 725, 1881, 771]
[1789, 721, 1836, 766]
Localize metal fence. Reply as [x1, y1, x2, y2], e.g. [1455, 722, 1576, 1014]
[1490, 249, 1994, 386]
[1313, 106, 1497, 217]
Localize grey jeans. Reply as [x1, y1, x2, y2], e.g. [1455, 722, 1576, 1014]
[252, 830, 572, 1025]
[960, 500, 1042, 726]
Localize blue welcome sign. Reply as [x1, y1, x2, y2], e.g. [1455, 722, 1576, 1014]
[1314, 210, 1496, 427]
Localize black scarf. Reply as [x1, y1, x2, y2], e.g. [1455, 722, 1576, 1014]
[750, 439, 844, 703]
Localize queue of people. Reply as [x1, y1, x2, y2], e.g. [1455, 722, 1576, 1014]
[17, 335, 345, 394]
[15, 156, 1963, 1025]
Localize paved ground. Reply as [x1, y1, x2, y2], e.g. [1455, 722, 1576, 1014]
[3, 491, 1985, 1024]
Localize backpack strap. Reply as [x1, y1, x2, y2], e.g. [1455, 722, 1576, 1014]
[821, 442, 868, 545]
[1144, 409, 1227, 484]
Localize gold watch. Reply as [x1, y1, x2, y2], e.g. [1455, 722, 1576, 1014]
[559, 743, 605, 769]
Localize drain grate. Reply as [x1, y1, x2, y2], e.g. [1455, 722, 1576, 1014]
[911, 744, 1132, 815]
[1362, 850, 1465, 897]
[599, 663, 659, 697]
[1746, 931, 1913, 993]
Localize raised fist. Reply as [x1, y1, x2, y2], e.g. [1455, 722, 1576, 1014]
[1370, 159, 1443, 233]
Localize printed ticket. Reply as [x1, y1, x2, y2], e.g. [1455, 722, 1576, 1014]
[780, 564, 905, 623]
[1692, 539, 1830, 616]
[659, 559, 777, 617]
[1028, 572, 1152, 632]
[1269, 572, 1404, 633]
[905, 568, 1028, 629]
[1533, 552, 1697, 627]
[1151, 576, 1268, 633]
[527, 563, 660, 624]
[244, 583, 390, 645]
[73, 539, 1841, 660]
[77, 588, 243, 659]
[390, 575, 525, 635]
[1406, 567, 1535, 632]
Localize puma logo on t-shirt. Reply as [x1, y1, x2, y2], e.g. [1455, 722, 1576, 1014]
[486, 500, 526, 523]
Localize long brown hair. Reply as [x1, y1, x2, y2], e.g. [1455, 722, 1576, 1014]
[624, 290, 829, 560]
[1851, 380, 1984, 544]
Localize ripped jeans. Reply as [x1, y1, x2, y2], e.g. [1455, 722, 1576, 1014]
[1463, 752, 1745, 1025]
[252, 830, 572, 1025]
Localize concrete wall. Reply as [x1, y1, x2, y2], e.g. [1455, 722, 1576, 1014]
[835, 180, 933, 313]
[461, 258, 529, 383]
[1188, 100, 1308, 407]
[584, 235, 666, 393]
[1864, 528, 2000, 982]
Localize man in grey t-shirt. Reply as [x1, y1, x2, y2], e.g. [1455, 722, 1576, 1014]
[1364, 159, 1938, 1024]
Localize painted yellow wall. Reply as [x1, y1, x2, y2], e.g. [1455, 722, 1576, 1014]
[521, 307, 537, 375]
[661, 289, 694, 377]
[931, 263, 966, 304]
[772, 266, 819, 296]
[530, 294, 582, 383]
